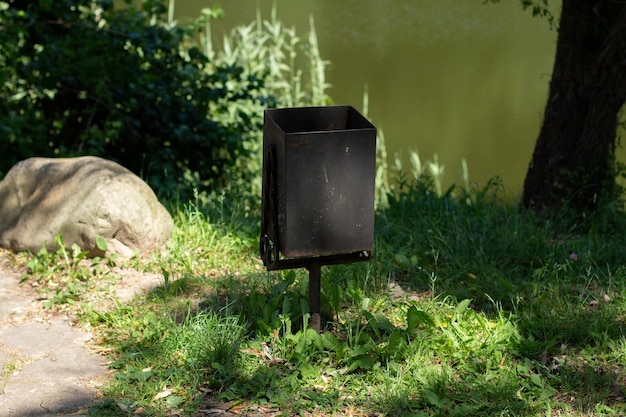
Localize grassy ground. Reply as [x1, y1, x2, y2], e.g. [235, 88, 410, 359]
[12, 177, 626, 416]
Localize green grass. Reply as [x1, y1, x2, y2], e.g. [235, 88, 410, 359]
[8, 3, 626, 415]
[13, 172, 626, 417]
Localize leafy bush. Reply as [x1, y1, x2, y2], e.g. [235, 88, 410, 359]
[0, 0, 267, 197]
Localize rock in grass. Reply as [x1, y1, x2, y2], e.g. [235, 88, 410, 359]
[0, 156, 173, 258]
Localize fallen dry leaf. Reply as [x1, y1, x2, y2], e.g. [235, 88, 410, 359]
[118, 403, 131, 412]
[154, 388, 172, 400]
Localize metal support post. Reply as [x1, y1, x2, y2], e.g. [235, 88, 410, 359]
[307, 263, 321, 332]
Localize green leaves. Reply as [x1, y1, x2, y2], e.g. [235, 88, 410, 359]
[487, 0, 557, 29]
[407, 305, 435, 333]
[0, 0, 266, 198]
[200, 6, 222, 20]
[95, 236, 108, 252]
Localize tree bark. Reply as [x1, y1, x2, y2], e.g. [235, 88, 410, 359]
[521, 0, 626, 217]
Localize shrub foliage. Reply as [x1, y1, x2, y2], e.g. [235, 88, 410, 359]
[0, 0, 267, 196]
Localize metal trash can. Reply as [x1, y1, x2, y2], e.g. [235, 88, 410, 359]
[260, 105, 376, 269]
[259, 105, 377, 331]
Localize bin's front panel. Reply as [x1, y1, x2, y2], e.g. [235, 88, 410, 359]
[282, 129, 376, 258]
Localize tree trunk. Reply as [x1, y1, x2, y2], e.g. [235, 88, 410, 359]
[521, 0, 626, 217]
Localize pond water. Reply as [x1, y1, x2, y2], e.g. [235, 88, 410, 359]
[144, 0, 562, 192]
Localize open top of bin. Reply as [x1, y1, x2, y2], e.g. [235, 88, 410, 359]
[265, 105, 375, 134]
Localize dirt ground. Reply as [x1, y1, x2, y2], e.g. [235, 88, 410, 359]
[0, 249, 164, 416]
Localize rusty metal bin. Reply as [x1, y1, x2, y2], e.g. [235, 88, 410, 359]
[260, 105, 377, 270]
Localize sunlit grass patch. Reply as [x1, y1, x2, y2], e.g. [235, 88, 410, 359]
[9, 171, 626, 417]
[11, 166, 626, 417]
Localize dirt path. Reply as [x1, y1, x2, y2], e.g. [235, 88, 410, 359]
[0, 268, 106, 417]
[0, 253, 164, 417]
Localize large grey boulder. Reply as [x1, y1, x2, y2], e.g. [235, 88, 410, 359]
[0, 156, 173, 258]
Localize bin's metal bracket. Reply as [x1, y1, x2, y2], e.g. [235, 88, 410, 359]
[261, 249, 373, 271]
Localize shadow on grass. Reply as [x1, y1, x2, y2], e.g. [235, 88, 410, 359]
[109, 252, 626, 416]
[194, 361, 542, 416]
[138, 270, 542, 416]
